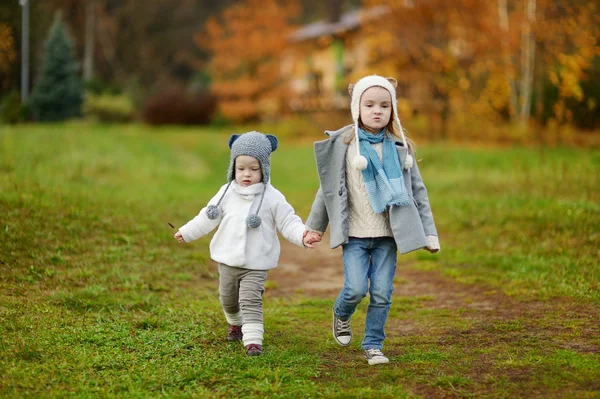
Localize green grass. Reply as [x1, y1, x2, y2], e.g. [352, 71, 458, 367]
[411, 144, 599, 302]
[1, 123, 599, 398]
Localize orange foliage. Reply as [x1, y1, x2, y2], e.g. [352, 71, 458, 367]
[196, 0, 300, 122]
[538, 1, 599, 122]
[0, 23, 16, 89]
[360, 0, 599, 127]
[360, 0, 501, 132]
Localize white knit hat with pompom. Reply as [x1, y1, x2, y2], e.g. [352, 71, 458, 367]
[348, 75, 413, 170]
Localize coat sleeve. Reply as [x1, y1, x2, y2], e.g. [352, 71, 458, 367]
[410, 157, 438, 237]
[305, 186, 329, 235]
[272, 192, 306, 248]
[179, 185, 226, 242]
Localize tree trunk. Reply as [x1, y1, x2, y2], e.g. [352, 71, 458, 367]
[519, 0, 536, 123]
[327, 0, 342, 23]
[498, 0, 518, 120]
[533, 41, 545, 145]
[83, 0, 95, 81]
[96, 7, 125, 83]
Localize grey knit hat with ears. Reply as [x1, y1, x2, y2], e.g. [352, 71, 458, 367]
[206, 131, 278, 228]
[348, 74, 413, 171]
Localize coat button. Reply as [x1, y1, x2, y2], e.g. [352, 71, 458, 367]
[338, 189, 343, 196]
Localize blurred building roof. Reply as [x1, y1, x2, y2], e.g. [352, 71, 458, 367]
[290, 5, 389, 42]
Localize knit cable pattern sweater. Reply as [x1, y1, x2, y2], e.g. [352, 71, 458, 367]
[346, 138, 393, 238]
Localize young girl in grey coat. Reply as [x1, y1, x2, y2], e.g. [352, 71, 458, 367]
[305, 75, 440, 365]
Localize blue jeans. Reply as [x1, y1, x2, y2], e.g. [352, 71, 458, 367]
[334, 236, 397, 350]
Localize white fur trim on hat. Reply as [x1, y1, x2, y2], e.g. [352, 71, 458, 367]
[350, 75, 412, 170]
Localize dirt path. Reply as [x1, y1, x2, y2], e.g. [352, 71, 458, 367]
[269, 236, 344, 296]
[271, 237, 600, 354]
[270, 236, 510, 307]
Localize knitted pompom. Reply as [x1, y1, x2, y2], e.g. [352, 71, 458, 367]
[404, 154, 414, 170]
[352, 155, 368, 171]
[246, 214, 262, 228]
[206, 205, 220, 220]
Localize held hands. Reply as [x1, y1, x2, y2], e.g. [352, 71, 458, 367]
[303, 230, 322, 249]
[174, 231, 186, 243]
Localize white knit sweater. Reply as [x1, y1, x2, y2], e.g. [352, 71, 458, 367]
[346, 138, 393, 238]
[179, 182, 306, 270]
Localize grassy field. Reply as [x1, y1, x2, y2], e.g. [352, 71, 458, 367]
[1, 123, 599, 398]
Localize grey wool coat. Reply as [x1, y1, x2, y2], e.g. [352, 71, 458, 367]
[306, 125, 439, 254]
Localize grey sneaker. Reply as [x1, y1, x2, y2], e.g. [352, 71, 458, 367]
[364, 349, 389, 365]
[332, 309, 352, 346]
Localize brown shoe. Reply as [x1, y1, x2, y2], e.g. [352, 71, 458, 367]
[245, 344, 263, 356]
[226, 325, 242, 341]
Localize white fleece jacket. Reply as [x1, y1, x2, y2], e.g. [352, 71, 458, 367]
[179, 182, 306, 270]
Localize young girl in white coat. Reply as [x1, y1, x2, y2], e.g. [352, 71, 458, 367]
[175, 131, 319, 356]
[305, 75, 440, 365]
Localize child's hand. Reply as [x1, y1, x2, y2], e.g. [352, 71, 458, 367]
[303, 231, 322, 248]
[308, 231, 322, 244]
[425, 235, 440, 253]
[174, 231, 186, 243]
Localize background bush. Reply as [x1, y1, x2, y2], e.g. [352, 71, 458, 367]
[0, 91, 21, 124]
[83, 93, 134, 123]
[84, 77, 124, 96]
[142, 89, 217, 125]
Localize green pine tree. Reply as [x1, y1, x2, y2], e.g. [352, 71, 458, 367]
[29, 14, 83, 122]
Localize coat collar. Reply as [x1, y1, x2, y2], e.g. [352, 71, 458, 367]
[325, 124, 354, 139]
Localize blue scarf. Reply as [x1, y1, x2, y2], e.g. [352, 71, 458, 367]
[357, 128, 410, 213]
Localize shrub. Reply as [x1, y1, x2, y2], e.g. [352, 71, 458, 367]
[84, 78, 123, 96]
[0, 91, 21, 124]
[142, 89, 217, 125]
[83, 93, 134, 123]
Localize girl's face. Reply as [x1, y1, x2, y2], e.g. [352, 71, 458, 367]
[235, 155, 262, 186]
[359, 86, 392, 133]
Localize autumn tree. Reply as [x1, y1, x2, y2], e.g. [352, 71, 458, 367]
[0, 2, 58, 97]
[360, 0, 499, 137]
[0, 23, 16, 90]
[29, 0, 236, 93]
[361, 0, 599, 134]
[199, 0, 301, 122]
[533, 0, 599, 126]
